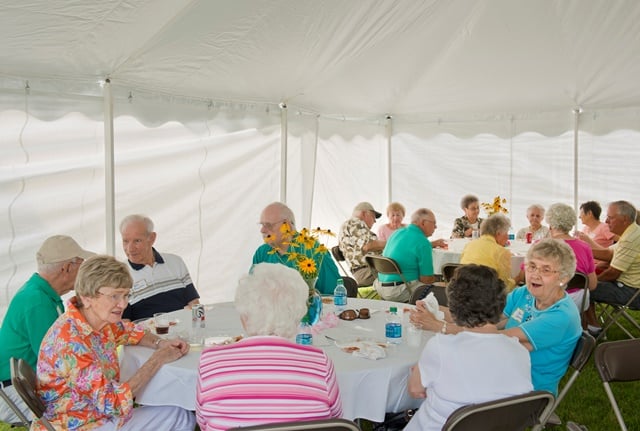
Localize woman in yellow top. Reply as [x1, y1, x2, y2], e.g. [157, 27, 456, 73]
[460, 213, 515, 290]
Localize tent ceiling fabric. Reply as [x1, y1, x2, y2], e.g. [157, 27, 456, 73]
[2, 0, 640, 121]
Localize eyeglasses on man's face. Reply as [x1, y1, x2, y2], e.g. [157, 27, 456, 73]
[524, 262, 560, 276]
[258, 219, 285, 231]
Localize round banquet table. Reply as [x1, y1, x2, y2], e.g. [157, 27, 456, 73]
[119, 298, 433, 422]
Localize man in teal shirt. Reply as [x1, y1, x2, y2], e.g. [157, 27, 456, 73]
[252, 202, 340, 295]
[375, 208, 447, 302]
[0, 235, 93, 423]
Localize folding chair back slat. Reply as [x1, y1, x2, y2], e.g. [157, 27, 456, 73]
[540, 331, 596, 426]
[441, 390, 555, 431]
[594, 338, 640, 431]
[365, 255, 408, 285]
[228, 418, 361, 430]
[10, 357, 56, 431]
[441, 263, 462, 283]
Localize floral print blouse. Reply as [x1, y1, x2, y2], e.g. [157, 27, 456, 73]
[451, 216, 484, 239]
[33, 297, 145, 430]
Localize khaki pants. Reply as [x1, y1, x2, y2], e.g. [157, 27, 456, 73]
[373, 279, 422, 303]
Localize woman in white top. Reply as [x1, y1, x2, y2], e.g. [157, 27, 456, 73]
[516, 204, 551, 241]
[404, 264, 533, 431]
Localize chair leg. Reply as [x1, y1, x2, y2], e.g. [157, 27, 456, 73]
[0, 386, 30, 427]
[603, 382, 628, 431]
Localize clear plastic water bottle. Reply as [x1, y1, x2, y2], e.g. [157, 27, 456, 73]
[333, 278, 347, 313]
[385, 306, 402, 344]
[295, 322, 313, 345]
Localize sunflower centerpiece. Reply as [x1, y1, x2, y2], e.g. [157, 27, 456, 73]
[265, 224, 334, 324]
[481, 196, 509, 217]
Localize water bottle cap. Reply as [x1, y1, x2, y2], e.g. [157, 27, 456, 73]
[390, 306, 397, 313]
[337, 278, 343, 283]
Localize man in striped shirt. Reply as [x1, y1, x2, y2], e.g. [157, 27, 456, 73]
[585, 200, 640, 335]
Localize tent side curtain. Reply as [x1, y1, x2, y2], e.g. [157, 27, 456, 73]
[2, 88, 640, 319]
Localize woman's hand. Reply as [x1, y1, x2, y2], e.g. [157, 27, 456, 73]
[153, 338, 190, 364]
[409, 302, 441, 332]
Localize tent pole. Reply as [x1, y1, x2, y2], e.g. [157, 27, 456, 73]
[386, 115, 392, 203]
[103, 79, 115, 256]
[573, 107, 582, 227]
[279, 103, 288, 203]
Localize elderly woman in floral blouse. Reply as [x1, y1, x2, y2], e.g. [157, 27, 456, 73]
[451, 194, 484, 239]
[32, 255, 195, 431]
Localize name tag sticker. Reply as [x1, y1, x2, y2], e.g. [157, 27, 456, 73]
[133, 279, 148, 291]
[512, 308, 524, 323]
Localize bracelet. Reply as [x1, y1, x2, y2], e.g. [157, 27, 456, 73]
[154, 338, 162, 348]
[441, 321, 447, 334]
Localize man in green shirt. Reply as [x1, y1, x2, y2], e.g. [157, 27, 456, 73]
[0, 235, 93, 424]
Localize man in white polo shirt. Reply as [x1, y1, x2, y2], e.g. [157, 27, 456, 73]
[120, 214, 200, 321]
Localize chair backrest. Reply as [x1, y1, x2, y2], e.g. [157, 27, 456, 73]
[541, 331, 596, 425]
[10, 357, 56, 431]
[595, 338, 640, 383]
[594, 338, 640, 431]
[441, 263, 462, 283]
[342, 276, 359, 298]
[410, 283, 448, 307]
[331, 246, 351, 277]
[227, 418, 361, 431]
[567, 272, 589, 311]
[441, 390, 555, 431]
[365, 255, 408, 284]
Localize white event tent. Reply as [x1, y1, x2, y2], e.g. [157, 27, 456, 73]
[2, 0, 640, 317]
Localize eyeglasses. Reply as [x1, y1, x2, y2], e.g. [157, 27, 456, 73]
[423, 219, 436, 224]
[525, 263, 560, 276]
[338, 308, 370, 321]
[258, 219, 285, 231]
[97, 291, 131, 303]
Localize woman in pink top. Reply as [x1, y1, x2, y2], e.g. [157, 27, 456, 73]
[578, 201, 617, 247]
[196, 263, 342, 431]
[546, 203, 597, 312]
[378, 202, 407, 241]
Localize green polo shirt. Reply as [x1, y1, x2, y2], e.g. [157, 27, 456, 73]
[379, 224, 434, 283]
[0, 273, 64, 380]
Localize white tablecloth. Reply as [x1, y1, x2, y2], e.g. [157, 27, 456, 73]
[120, 298, 431, 422]
[432, 240, 530, 277]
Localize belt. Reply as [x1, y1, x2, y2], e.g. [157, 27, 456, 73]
[1, 379, 11, 387]
[381, 281, 405, 287]
[351, 265, 368, 272]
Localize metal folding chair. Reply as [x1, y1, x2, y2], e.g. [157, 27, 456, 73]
[567, 271, 589, 313]
[594, 338, 640, 431]
[409, 283, 448, 306]
[0, 383, 30, 427]
[9, 357, 56, 431]
[365, 255, 408, 285]
[441, 263, 463, 284]
[441, 390, 555, 431]
[595, 286, 640, 341]
[331, 246, 352, 278]
[228, 418, 361, 431]
[540, 331, 596, 426]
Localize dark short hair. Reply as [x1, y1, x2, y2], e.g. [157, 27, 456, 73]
[447, 264, 506, 328]
[580, 201, 602, 220]
[460, 194, 479, 210]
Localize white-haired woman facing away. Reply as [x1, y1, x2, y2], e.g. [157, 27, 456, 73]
[196, 263, 342, 431]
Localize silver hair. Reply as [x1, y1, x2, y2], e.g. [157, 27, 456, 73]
[236, 263, 308, 339]
[75, 255, 132, 299]
[411, 208, 433, 224]
[119, 214, 154, 234]
[38, 259, 75, 275]
[609, 200, 637, 222]
[480, 213, 510, 236]
[527, 204, 546, 215]
[545, 203, 576, 233]
[526, 238, 576, 282]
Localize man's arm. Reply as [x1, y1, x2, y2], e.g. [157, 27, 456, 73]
[598, 266, 622, 282]
[363, 239, 385, 253]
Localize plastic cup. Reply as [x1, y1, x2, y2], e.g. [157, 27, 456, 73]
[154, 313, 170, 335]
